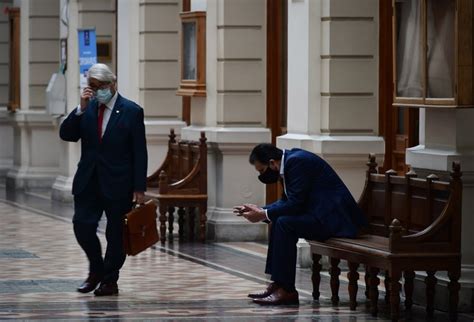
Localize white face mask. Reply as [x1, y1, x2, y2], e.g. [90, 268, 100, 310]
[96, 88, 113, 104]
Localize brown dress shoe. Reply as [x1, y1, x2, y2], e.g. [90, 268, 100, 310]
[253, 288, 299, 305]
[94, 282, 119, 296]
[248, 282, 279, 299]
[77, 273, 102, 293]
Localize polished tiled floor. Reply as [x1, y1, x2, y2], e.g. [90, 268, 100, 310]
[0, 187, 472, 321]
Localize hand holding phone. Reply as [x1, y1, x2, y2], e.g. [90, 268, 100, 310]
[80, 86, 95, 111]
[233, 206, 245, 216]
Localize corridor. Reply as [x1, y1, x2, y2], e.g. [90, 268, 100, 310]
[0, 187, 471, 321]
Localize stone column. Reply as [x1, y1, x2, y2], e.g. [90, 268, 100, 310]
[51, 0, 79, 201]
[181, 0, 270, 241]
[138, 0, 186, 174]
[6, 0, 61, 191]
[407, 108, 474, 312]
[281, 0, 384, 198]
[281, 0, 384, 267]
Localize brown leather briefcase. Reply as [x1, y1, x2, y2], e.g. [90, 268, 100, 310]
[123, 200, 159, 256]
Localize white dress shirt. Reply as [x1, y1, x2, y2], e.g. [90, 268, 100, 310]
[75, 91, 119, 138]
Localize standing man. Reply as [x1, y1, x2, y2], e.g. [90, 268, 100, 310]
[235, 144, 367, 305]
[60, 63, 147, 296]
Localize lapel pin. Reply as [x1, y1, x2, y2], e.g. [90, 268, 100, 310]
[116, 110, 120, 114]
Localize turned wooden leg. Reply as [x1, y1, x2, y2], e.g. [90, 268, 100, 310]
[390, 270, 401, 321]
[199, 206, 207, 242]
[177, 207, 185, 241]
[329, 257, 341, 305]
[448, 268, 460, 321]
[369, 267, 380, 316]
[385, 270, 391, 305]
[158, 206, 167, 244]
[347, 262, 359, 310]
[365, 265, 370, 300]
[189, 206, 196, 241]
[425, 270, 437, 317]
[167, 206, 175, 242]
[404, 270, 415, 310]
[312, 254, 322, 300]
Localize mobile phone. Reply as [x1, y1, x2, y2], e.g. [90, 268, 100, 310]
[233, 206, 244, 216]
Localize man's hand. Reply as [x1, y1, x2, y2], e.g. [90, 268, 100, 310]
[240, 204, 266, 223]
[133, 191, 145, 205]
[80, 87, 95, 111]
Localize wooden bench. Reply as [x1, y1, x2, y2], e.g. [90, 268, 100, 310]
[308, 154, 462, 321]
[145, 129, 208, 243]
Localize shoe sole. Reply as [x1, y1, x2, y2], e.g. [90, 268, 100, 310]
[253, 299, 299, 306]
[94, 291, 119, 296]
[76, 286, 99, 294]
[247, 294, 271, 299]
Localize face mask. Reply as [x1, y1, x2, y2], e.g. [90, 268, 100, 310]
[258, 167, 280, 184]
[96, 88, 113, 104]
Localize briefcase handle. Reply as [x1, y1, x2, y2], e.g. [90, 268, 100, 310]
[132, 201, 146, 209]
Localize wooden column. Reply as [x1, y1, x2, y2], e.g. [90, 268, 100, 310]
[7, 7, 20, 112]
[181, 0, 191, 125]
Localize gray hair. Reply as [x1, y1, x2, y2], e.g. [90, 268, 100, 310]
[87, 63, 116, 83]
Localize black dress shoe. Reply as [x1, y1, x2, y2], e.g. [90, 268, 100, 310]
[77, 273, 102, 293]
[94, 282, 119, 296]
[248, 282, 279, 299]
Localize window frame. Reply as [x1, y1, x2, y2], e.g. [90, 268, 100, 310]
[177, 11, 206, 97]
[392, 0, 473, 108]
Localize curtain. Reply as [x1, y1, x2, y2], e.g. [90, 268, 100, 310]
[427, 0, 455, 98]
[396, 0, 423, 97]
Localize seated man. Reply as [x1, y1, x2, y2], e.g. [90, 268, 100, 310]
[235, 144, 367, 305]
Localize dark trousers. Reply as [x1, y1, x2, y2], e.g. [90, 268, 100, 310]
[265, 215, 329, 292]
[73, 172, 133, 284]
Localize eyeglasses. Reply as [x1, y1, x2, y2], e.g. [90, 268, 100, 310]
[88, 82, 110, 91]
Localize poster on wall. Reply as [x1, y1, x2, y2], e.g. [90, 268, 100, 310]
[78, 28, 97, 90]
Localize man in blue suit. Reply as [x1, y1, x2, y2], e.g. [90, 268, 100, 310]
[60, 64, 147, 296]
[235, 144, 367, 305]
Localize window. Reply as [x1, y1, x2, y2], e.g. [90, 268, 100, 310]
[177, 11, 206, 97]
[97, 40, 113, 63]
[393, 0, 473, 108]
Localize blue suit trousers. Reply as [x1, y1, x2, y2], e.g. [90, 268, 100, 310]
[265, 215, 330, 292]
[73, 170, 133, 283]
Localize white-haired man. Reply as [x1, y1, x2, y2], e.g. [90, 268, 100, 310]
[60, 63, 148, 296]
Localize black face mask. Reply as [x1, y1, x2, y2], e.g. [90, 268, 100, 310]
[258, 167, 280, 184]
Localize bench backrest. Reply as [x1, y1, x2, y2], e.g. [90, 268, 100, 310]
[358, 155, 462, 244]
[146, 129, 206, 190]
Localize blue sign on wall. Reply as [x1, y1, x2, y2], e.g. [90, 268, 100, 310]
[78, 28, 97, 89]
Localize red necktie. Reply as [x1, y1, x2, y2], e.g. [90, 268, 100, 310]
[98, 104, 106, 143]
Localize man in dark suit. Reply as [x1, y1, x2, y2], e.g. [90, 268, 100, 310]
[234, 143, 367, 305]
[60, 63, 147, 296]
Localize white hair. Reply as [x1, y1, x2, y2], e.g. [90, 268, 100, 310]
[87, 63, 116, 83]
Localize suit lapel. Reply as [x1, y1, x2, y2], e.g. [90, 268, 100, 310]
[102, 94, 123, 142]
[89, 100, 100, 144]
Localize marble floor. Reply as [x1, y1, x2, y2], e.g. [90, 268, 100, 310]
[0, 187, 473, 321]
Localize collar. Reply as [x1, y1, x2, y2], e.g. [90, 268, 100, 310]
[103, 91, 118, 110]
[280, 151, 285, 176]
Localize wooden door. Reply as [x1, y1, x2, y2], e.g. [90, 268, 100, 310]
[266, 0, 287, 204]
[7, 7, 20, 112]
[379, 0, 419, 174]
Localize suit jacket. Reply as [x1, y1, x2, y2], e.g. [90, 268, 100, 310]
[265, 149, 367, 238]
[59, 94, 148, 200]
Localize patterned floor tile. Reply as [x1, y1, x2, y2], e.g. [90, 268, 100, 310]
[0, 200, 472, 321]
